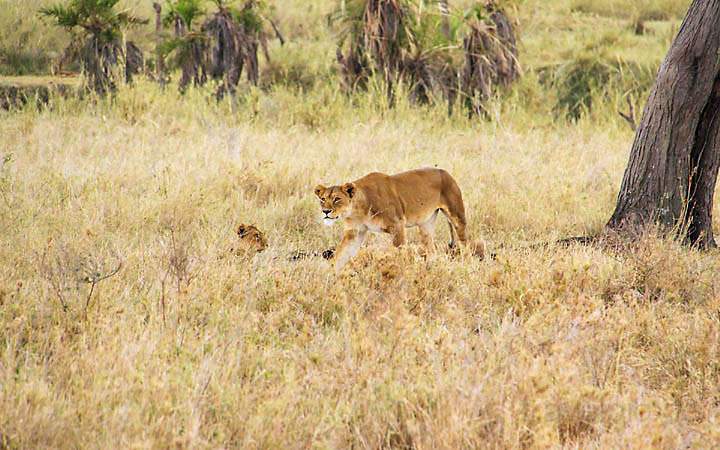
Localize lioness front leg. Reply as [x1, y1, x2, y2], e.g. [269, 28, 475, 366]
[334, 228, 366, 273]
[418, 223, 435, 256]
[388, 222, 406, 247]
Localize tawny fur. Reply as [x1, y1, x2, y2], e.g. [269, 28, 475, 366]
[231, 224, 334, 261]
[314, 168, 471, 272]
[232, 224, 269, 255]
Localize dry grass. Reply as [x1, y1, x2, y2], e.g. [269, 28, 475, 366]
[2, 0, 719, 448]
[570, 0, 690, 21]
[1, 82, 720, 448]
[0, 75, 79, 87]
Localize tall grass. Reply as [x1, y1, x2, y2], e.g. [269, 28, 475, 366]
[2, 0, 719, 448]
[570, 0, 691, 21]
[2, 0, 686, 121]
[0, 0, 63, 75]
[2, 80, 720, 448]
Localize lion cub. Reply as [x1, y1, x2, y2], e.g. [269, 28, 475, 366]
[232, 224, 268, 255]
[314, 168, 469, 272]
[231, 223, 335, 261]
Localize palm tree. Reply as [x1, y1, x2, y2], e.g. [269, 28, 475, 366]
[152, 2, 168, 86]
[333, 0, 409, 104]
[333, 0, 520, 115]
[40, 0, 147, 96]
[161, 0, 208, 92]
[204, 0, 265, 99]
[334, 0, 456, 106]
[460, 2, 520, 116]
[161, 0, 277, 98]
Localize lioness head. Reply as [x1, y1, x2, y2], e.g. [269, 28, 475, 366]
[314, 183, 355, 226]
[235, 224, 268, 254]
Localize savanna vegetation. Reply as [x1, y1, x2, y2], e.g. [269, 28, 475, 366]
[4, 0, 720, 448]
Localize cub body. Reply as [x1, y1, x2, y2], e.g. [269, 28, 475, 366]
[314, 168, 468, 272]
[233, 224, 268, 255]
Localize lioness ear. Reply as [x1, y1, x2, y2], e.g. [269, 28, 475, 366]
[314, 185, 326, 198]
[237, 224, 247, 237]
[342, 182, 356, 198]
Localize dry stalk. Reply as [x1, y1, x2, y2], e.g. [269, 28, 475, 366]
[618, 95, 637, 130]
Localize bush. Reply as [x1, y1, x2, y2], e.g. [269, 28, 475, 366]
[540, 50, 656, 120]
[259, 42, 331, 92]
[0, 45, 52, 76]
[0, 19, 62, 75]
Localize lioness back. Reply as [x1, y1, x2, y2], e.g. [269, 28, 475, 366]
[353, 168, 464, 225]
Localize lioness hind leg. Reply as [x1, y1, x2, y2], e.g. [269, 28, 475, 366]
[439, 206, 468, 257]
[448, 214, 467, 247]
[439, 171, 468, 249]
[439, 208, 466, 249]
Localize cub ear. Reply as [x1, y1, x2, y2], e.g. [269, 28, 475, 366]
[237, 224, 247, 237]
[314, 184, 326, 198]
[342, 182, 356, 198]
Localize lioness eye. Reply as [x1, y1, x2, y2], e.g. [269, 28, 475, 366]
[333, 198, 340, 204]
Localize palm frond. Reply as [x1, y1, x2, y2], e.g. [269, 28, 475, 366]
[38, 4, 81, 29]
[38, 0, 150, 96]
[116, 11, 150, 28]
[164, 0, 205, 29]
[159, 33, 205, 58]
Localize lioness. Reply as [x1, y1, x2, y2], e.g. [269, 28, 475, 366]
[314, 168, 468, 272]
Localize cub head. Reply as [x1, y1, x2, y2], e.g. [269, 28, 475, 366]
[314, 183, 355, 226]
[235, 223, 268, 254]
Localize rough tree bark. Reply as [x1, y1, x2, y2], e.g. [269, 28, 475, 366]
[607, 0, 720, 248]
[125, 41, 144, 83]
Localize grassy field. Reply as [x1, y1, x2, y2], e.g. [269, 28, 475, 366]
[4, 0, 720, 449]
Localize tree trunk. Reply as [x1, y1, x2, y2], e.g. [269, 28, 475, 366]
[81, 35, 122, 96]
[153, 2, 166, 86]
[125, 41, 144, 83]
[607, 0, 720, 248]
[174, 18, 207, 92]
[438, 0, 450, 40]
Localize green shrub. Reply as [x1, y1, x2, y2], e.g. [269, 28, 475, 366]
[540, 49, 656, 121]
[259, 42, 332, 92]
[0, 45, 52, 76]
[0, 4, 66, 75]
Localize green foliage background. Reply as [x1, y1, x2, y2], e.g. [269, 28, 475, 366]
[0, 0, 690, 120]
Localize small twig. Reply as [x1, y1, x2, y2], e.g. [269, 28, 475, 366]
[160, 223, 198, 303]
[37, 247, 69, 312]
[267, 18, 285, 46]
[408, 295, 425, 314]
[488, 235, 599, 257]
[618, 95, 637, 131]
[83, 260, 122, 317]
[94, 261, 123, 283]
[84, 282, 96, 315]
[260, 33, 271, 63]
[160, 275, 168, 326]
[56, 287, 68, 312]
